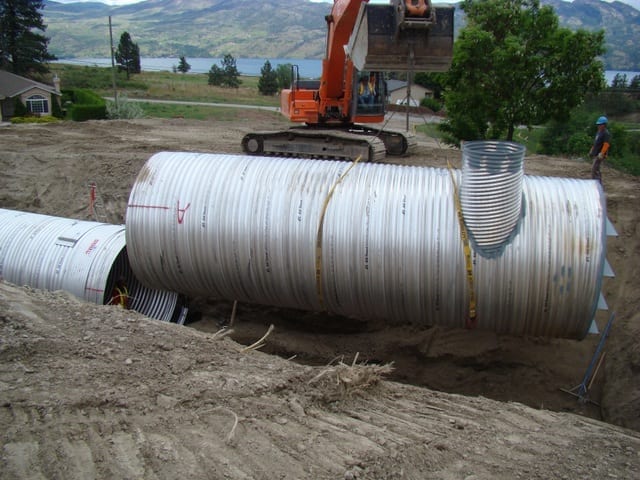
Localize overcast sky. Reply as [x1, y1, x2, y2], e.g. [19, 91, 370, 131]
[52, 0, 640, 12]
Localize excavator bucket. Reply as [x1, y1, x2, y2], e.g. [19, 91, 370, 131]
[346, 3, 454, 73]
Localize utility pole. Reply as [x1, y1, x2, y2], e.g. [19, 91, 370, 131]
[406, 42, 415, 132]
[109, 16, 118, 108]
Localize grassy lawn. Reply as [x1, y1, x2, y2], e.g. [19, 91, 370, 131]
[123, 71, 280, 107]
[134, 101, 283, 122]
[52, 63, 281, 112]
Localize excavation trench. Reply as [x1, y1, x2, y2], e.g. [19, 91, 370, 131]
[187, 298, 605, 423]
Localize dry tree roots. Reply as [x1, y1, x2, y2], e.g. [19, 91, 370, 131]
[308, 352, 394, 401]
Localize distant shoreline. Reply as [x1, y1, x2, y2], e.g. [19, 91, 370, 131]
[53, 58, 640, 85]
[53, 57, 324, 79]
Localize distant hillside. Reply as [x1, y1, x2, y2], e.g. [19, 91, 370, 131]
[545, 0, 640, 70]
[44, 0, 330, 59]
[42, 0, 640, 70]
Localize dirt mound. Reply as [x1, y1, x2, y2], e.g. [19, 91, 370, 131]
[1, 281, 639, 479]
[1, 117, 639, 478]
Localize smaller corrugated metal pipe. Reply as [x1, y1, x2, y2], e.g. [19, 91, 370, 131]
[460, 141, 526, 258]
[0, 208, 180, 322]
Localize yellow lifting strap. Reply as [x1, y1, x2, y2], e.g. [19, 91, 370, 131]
[315, 155, 364, 310]
[447, 160, 478, 328]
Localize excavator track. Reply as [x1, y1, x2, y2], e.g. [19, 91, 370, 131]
[242, 128, 386, 162]
[242, 126, 414, 162]
[352, 125, 418, 156]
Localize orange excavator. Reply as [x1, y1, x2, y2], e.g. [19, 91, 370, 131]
[242, 0, 454, 161]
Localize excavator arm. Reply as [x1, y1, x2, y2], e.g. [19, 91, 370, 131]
[320, 0, 365, 103]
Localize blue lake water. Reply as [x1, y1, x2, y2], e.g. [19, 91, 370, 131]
[55, 57, 638, 85]
[56, 57, 324, 78]
[604, 70, 640, 85]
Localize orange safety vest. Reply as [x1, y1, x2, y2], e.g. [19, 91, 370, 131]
[359, 81, 372, 96]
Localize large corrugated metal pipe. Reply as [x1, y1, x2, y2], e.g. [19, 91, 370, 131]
[126, 151, 610, 339]
[0, 208, 180, 322]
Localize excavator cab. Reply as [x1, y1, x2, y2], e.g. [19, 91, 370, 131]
[353, 70, 386, 118]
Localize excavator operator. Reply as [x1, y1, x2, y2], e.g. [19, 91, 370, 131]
[358, 75, 375, 106]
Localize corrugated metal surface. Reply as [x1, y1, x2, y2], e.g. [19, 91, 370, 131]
[0, 208, 179, 322]
[126, 151, 608, 339]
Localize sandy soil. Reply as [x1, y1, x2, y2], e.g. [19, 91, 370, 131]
[1, 114, 639, 479]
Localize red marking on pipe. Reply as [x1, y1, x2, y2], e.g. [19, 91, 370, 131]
[85, 238, 100, 255]
[128, 202, 190, 224]
[85, 287, 105, 293]
[177, 201, 191, 224]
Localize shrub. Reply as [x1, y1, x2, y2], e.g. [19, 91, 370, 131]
[539, 110, 593, 156]
[420, 97, 442, 112]
[106, 95, 145, 119]
[71, 89, 105, 105]
[70, 104, 107, 121]
[566, 132, 592, 157]
[51, 95, 65, 119]
[67, 88, 107, 121]
[13, 98, 28, 117]
[606, 125, 640, 175]
[11, 116, 59, 124]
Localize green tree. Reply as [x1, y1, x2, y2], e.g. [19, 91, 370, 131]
[208, 64, 225, 86]
[208, 54, 241, 88]
[611, 73, 628, 90]
[115, 32, 141, 80]
[275, 63, 293, 90]
[440, 0, 606, 145]
[177, 55, 191, 74]
[0, 0, 56, 76]
[539, 108, 593, 156]
[258, 60, 278, 95]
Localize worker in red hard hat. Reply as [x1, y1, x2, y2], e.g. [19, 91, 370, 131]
[589, 116, 611, 185]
